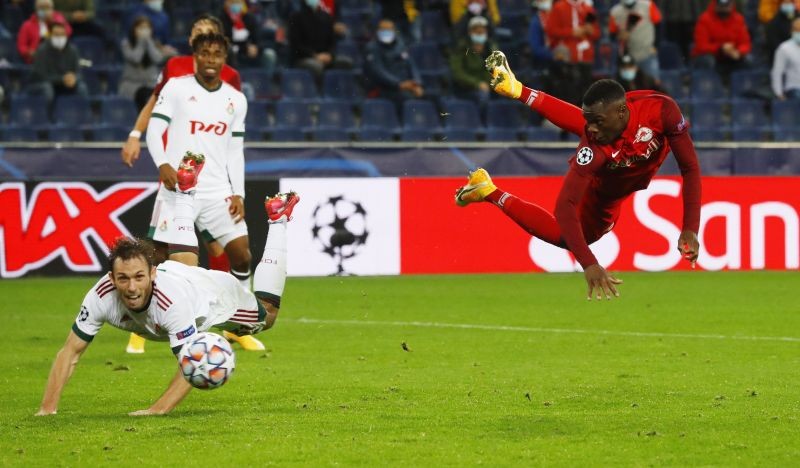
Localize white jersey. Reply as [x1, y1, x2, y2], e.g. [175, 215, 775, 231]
[73, 261, 258, 353]
[150, 75, 247, 200]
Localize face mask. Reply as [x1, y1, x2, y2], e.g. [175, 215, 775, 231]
[51, 36, 67, 49]
[780, 3, 796, 15]
[136, 27, 152, 39]
[37, 9, 48, 19]
[147, 0, 164, 12]
[793, 31, 800, 44]
[468, 2, 484, 15]
[623, 0, 636, 7]
[306, 0, 320, 8]
[377, 30, 395, 44]
[470, 33, 487, 45]
[534, 0, 552, 11]
[620, 68, 636, 81]
[229, 3, 243, 14]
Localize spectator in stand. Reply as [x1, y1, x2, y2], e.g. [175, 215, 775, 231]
[376, 0, 421, 43]
[26, 21, 87, 103]
[609, 0, 662, 81]
[662, 0, 705, 63]
[288, 0, 350, 79]
[449, 16, 496, 104]
[692, 0, 752, 76]
[528, 0, 554, 67]
[17, 0, 72, 64]
[616, 53, 662, 92]
[221, 0, 277, 74]
[546, 0, 600, 105]
[365, 18, 424, 105]
[54, 0, 105, 39]
[759, 0, 800, 23]
[450, 0, 500, 40]
[766, 0, 797, 61]
[119, 16, 163, 111]
[771, 16, 800, 99]
[126, 0, 172, 48]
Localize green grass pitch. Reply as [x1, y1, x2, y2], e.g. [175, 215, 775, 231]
[1, 271, 799, 466]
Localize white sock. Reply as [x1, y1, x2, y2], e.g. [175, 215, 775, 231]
[230, 268, 251, 291]
[253, 220, 287, 307]
[172, 191, 198, 249]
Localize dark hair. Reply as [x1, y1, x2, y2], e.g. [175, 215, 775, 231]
[108, 237, 155, 272]
[48, 21, 67, 33]
[191, 31, 230, 53]
[128, 16, 154, 67]
[192, 13, 223, 34]
[582, 79, 627, 108]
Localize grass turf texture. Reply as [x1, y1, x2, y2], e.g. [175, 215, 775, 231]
[1, 272, 799, 466]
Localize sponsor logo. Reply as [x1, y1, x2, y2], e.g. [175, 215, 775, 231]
[576, 147, 594, 165]
[176, 324, 196, 340]
[611, 149, 621, 159]
[189, 96, 197, 102]
[0, 182, 157, 278]
[189, 120, 228, 135]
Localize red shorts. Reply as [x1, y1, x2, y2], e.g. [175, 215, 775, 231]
[576, 191, 624, 244]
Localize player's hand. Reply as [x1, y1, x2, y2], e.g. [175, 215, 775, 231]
[35, 408, 56, 416]
[678, 230, 699, 268]
[485, 50, 522, 99]
[584, 264, 623, 300]
[229, 195, 245, 223]
[159, 164, 178, 191]
[121, 136, 141, 167]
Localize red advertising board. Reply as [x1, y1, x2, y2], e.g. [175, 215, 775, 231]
[400, 177, 800, 273]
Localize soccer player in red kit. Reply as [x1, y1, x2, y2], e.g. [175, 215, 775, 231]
[456, 51, 702, 300]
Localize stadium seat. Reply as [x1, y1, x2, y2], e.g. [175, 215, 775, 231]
[241, 69, 275, 100]
[421, 11, 450, 45]
[440, 99, 483, 131]
[525, 126, 562, 142]
[357, 127, 395, 142]
[81, 68, 102, 95]
[53, 96, 93, 126]
[100, 66, 122, 94]
[772, 126, 800, 142]
[98, 96, 138, 128]
[730, 69, 768, 98]
[273, 100, 312, 137]
[659, 70, 688, 100]
[339, 11, 370, 42]
[410, 42, 447, 75]
[360, 99, 400, 133]
[312, 128, 351, 141]
[9, 96, 49, 127]
[245, 100, 271, 134]
[0, 37, 21, 63]
[689, 99, 726, 130]
[771, 100, 800, 129]
[690, 69, 726, 99]
[269, 128, 306, 142]
[486, 101, 526, 132]
[335, 41, 363, 71]
[322, 70, 362, 101]
[658, 41, 684, 70]
[280, 68, 318, 100]
[91, 125, 129, 142]
[46, 127, 85, 142]
[317, 101, 357, 130]
[443, 128, 480, 142]
[1, 127, 39, 141]
[691, 128, 729, 142]
[71, 36, 107, 65]
[402, 99, 442, 132]
[731, 125, 768, 142]
[401, 128, 436, 141]
[485, 127, 521, 141]
[731, 99, 769, 129]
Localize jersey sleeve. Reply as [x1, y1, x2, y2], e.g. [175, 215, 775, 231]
[151, 79, 177, 123]
[152, 58, 174, 97]
[161, 300, 199, 354]
[228, 68, 242, 91]
[661, 97, 702, 233]
[660, 96, 689, 138]
[72, 285, 107, 343]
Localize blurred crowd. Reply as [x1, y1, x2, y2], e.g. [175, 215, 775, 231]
[0, 0, 799, 142]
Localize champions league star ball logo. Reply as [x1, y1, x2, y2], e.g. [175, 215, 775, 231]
[576, 147, 594, 166]
[311, 196, 369, 275]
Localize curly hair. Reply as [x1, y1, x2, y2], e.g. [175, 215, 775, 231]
[191, 32, 230, 54]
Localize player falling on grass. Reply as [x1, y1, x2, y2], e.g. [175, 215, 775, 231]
[120, 14, 250, 353]
[144, 31, 265, 351]
[36, 158, 300, 416]
[455, 51, 702, 300]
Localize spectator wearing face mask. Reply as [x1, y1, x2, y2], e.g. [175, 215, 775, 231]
[376, 0, 422, 43]
[609, 0, 662, 81]
[119, 16, 163, 111]
[766, 0, 798, 61]
[692, 0, 752, 75]
[449, 16, 496, 104]
[450, 0, 500, 41]
[759, 0, 800, 23]
[17, 0, 72, 64]
[126, 0, 172, 47]
[365, 18, 424, 106]
[528, 0, 554, 66]
[616, 53, 661, 92]
[27, 21, 87, 103]
[771, 16, 800, 99]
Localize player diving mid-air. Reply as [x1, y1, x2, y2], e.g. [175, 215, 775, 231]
[456, 51, 702, 300]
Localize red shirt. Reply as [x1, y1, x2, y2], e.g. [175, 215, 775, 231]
[153, 55, 242, 96]
[692, 0, 751, 58]
[519, 87, 702, 268]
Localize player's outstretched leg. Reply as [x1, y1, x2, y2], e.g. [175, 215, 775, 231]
[455, 167, 563, 247]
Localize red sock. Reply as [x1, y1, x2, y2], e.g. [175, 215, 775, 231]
[208, 253, 230, 272]
[486, 190, 563, 246]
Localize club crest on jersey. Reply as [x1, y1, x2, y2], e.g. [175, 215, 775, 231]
[576, 147, 594, 165]
[226, 101, 234, 115]
[634, 126, 653, 143]
[159, 220, 168, 231]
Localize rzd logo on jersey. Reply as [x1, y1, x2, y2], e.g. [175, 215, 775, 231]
[190, 120, 228, 135]
[0, 182, 158, 278]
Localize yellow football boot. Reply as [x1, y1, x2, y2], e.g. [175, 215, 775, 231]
[455, 168, 497, 207]
[486, 50, 522, 99]
[223, 331, 266, 351]
[125, 333, 146, 354]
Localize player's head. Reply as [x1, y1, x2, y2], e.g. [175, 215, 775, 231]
[581, 79, 629, 145]
[108, 237, 156, 311]
[189, 13, 223, 44]
[192, 32, 229, 85]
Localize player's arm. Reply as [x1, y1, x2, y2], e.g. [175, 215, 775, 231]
[129, 369, 192, 416]
[663, 99, 702, 266]
[36, 330, 91, 416]
[486, 51, 585, 136]
[227, 97, 248, 222]
[122, 59, 173, 167]
[146, 80, 178, 191]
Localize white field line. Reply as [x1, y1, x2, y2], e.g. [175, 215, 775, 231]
[289, 317, 800, 343]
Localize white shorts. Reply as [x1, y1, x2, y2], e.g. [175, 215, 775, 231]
[201, 269, 267, 336]
[148, 188, 248, 249]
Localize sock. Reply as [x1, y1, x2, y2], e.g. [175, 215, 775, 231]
[253, 220, 287, 308]
[230, 268, 251, 291]
[170, 191, 198, 253]
[487, 189, 563, 246]
[208, 253, 230, 272]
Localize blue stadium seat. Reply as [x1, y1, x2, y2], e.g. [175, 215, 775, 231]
[731, 125, 768, 142]
[486, 101, 526, 131]
[691, 128, 729, 142]
[421, 11, 449, 45]
[81, 68, 102, 95]
[99, 66, 122, 94]
[312, 128, 351, 141]
[360, 99, 400, 132]
[54, 96, 93, 126]
[440, 99, 482, 131]
[771, 100, 800, 128]
[46, 127, 85, 142]
[269, 128, 306, 142]
[9, 96, 49, 127]
[322, 70, 362, 101]
[245, 100, 270, 133]
[91, 125, 129, 142]
[241, 69, 275, 100]
[689, 99, 726, 129]
[401, 128, 436, 141]
[443, 128, 480, 142]
[772, 126, 800, 142]
[0, 37, 21, 63]
[658, 41, 684, 70]
[280, 68, 318, 100]
[731, 99, 769, 129]
[730, 69, 768, 98]
[357, 127, 394, 142]
[485, 127, 520, 142]
[317, 101, 357, 130]
[71, 36, 107, 65]
[525, 126, 562, 142]
[273, 100, 312, 135]
[335, 41, 363, 71]
[1, 127, 39, 142]
[402, 99, 442, 132]
[339, 11, 370, 42]
[410, 42, 447, 75]
[690, 69, 726, 99]
[659, 71, 688, 100]
[99, 96, 137, 127]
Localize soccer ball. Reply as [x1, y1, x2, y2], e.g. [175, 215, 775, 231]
[178, 332, 235, 390]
